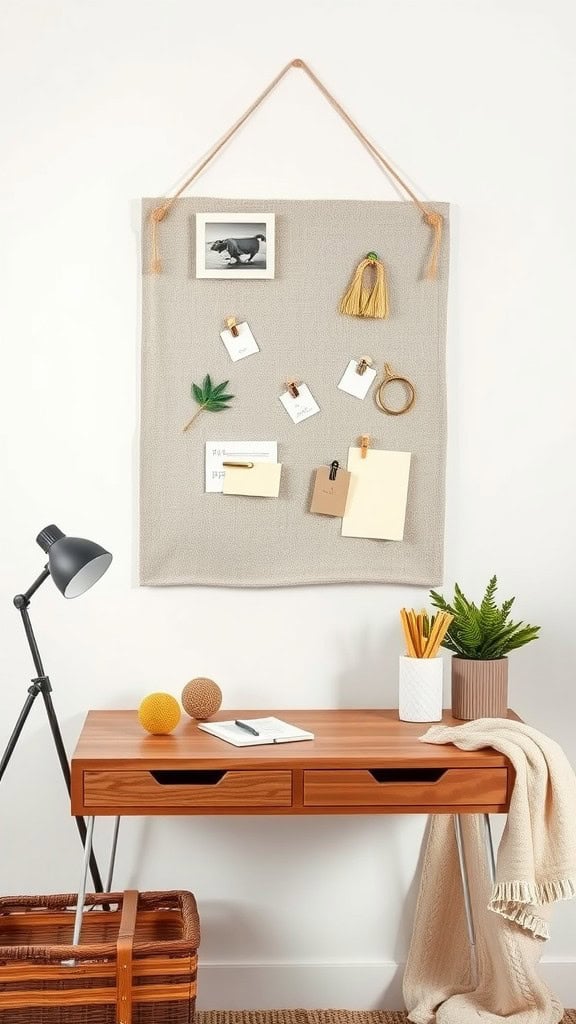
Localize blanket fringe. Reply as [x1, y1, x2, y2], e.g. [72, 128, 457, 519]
[488, 878, 576, 938]
[491, 878, 576, 906]
[489, 901, 551, 939]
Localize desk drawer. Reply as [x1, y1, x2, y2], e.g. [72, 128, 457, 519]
[83, 770, 292, 808]
[303, 767, 508, 808]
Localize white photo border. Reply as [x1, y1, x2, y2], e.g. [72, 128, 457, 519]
[196, 212, 275, 279]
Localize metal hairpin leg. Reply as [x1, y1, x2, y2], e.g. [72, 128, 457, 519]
[454, 814, 498, 987]
[105, 817, 121, 892]
[72, 815, 95, 947]
[483, 813, 497, 885]
[454, 815, 478, 986]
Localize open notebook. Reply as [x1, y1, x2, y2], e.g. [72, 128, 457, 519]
[197, 717, 314, 747]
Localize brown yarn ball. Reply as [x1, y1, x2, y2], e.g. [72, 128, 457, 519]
[182, 678, 223, 720]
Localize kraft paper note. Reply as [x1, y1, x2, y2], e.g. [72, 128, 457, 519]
[223, 462, 282, 498]
[341, 447, 411, 540]
[310, 465, 351, 517]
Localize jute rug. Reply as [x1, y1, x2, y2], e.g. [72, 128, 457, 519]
[196, 1010, 576, 1024]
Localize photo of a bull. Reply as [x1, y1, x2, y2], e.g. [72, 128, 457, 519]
[210, 233, 266, 265]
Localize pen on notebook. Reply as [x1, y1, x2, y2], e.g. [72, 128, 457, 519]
[234, 719, 260, 736]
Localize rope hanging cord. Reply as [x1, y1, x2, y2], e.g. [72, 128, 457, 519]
[150, 58, 443, 277]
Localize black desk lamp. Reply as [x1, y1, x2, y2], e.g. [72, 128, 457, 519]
[0, 525, 112, 892]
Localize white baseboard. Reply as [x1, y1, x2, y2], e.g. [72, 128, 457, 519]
[197, 961, 576, 1010]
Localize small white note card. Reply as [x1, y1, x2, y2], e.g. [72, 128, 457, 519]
[342, 447, 412, 541]
[205, 441, 277, 493]
[220, 321, 259, 362]
[223, 462, 282, 498]
[338, 359, 377, 400]
[279, 384, 320, 424]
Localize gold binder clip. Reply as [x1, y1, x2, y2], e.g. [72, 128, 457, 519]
[360, 435, 370, 459]
[225, 316, 240, 337]
[222, 461, 254, 468]
[356, 356, 373, 376]
[287, 380, 300, 398]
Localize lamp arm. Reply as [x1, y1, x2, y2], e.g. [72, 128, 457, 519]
[13, 567, 51, 680]
[15, 565, 51, 605]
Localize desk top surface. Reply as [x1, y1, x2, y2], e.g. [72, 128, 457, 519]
[72, 709, 515, 771]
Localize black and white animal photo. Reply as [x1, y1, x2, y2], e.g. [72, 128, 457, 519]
[196, 214, 275, 278]
[210, 233, 266, 265]
[205, 222, 267, 270]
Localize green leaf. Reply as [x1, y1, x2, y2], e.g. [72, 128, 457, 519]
[205, 400, 233, 411]
[186, 374, 236, 429]
[428, 578, 540, 659]
[480, 575, 499, 631]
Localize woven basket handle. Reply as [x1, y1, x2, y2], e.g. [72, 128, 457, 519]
[116, 890, 138, 1024]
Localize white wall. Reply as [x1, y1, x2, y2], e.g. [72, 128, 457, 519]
[1, 0, 575, 1009]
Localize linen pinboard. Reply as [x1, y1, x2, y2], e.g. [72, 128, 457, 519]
[140, 197, 449, 587]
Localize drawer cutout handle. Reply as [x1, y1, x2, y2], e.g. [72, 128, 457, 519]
[150, 770, 226, 786]
[369, 768, 447, 784]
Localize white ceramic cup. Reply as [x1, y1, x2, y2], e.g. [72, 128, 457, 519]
[398, 655, 443, 723]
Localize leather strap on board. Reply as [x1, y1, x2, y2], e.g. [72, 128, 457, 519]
[116, 890, 139, 1024]
[149, 58, 443, 277]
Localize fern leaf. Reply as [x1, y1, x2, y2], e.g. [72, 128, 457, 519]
[501, 625, 540, 653]
[499, 597, 515, 623]
[429, 578, 540, 660]
[480, 575, 500, 631]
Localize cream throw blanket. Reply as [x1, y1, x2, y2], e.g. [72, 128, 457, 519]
[403, 718, 576, 1024]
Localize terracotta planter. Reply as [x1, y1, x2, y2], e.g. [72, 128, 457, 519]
[451, 656, 508, 720]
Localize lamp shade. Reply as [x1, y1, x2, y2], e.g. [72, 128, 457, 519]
[36, 525, 112, 599]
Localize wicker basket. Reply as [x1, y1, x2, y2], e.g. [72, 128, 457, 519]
[0, 890, 199, 1024]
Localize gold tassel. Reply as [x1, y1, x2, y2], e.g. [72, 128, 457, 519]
[339, 252, 389, 319]
[150, 205, 169, 274]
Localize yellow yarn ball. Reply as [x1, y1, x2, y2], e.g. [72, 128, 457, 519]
[138, 693, 181, 735]
[182, 678, 222, 720]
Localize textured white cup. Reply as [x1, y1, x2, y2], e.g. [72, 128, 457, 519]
[398, 655, 443, 722]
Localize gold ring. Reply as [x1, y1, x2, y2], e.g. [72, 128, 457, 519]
[375, 364, 415, 416]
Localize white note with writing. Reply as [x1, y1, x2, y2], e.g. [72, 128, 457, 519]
[205, 441, 278, 493]
[338, 359, 377, 400]
[341, 447, 412, 541]
[279, 384, 320, 424]
[220, 321, 259, 362]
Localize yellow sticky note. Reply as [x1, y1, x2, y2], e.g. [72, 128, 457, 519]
[223, 462, 282, 498]
[341, 448, 411, 540]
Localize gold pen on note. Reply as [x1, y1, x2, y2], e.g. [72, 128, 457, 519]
[222, 461, 254, 468]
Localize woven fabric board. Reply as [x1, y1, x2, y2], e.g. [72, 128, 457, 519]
[140, 197, 449, 587]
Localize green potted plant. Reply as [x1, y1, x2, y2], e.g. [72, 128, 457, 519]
[430, 576, 540, 719]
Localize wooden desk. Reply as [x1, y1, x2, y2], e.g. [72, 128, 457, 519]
[71, 708, 512, 817]
[69, 708, 511, 952]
